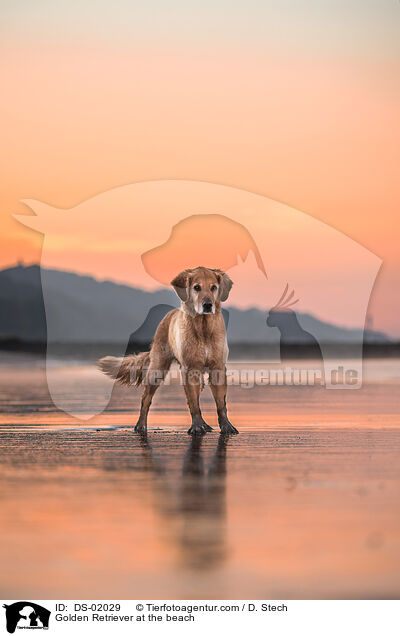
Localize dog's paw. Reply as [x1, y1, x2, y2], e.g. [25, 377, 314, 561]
[187, 415, 213, 436]
[134, 421, 147, 434]
[219, 420, 239, 436]
[187, 425, 206, 436]
[187, 419, 212, 436]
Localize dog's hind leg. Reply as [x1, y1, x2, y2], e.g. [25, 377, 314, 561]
[134, 354, 172, 433]
[209, 367, 238, 435]
[183, 369, 213, 436]
[135, 384, 159, 433]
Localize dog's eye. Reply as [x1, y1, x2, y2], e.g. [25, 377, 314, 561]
[193, 284, 201, 292]
[211, 284, 217, 292]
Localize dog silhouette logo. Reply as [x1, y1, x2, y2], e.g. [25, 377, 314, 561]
[2, 602, 50, 634]
[14, 179, 381, 416]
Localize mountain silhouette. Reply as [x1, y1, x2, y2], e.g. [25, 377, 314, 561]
[0, 265, 389, 345]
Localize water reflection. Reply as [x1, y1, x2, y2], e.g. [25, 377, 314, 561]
[137, 433, 229, 572]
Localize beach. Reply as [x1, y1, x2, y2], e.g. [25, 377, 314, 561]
[0, 356, 399, 599]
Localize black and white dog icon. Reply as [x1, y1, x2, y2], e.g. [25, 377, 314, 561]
[3, 602, 50, 634]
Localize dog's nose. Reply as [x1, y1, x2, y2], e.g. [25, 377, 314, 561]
[202, 301, 213, 313]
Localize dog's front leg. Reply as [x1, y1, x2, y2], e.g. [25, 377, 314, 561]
[183, 369, 213, 436]
[209, 367, 238, 435]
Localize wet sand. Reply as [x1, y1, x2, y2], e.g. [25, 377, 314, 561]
[0, 357, 399, 599]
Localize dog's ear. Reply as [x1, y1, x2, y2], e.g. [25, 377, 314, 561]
[171, 269, 192, 301]
[213, 270, 233, 302]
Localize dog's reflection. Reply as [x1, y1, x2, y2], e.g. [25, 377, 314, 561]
[137, 433, 229, 571]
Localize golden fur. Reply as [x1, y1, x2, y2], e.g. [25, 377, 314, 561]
[98, 267, 238, 436]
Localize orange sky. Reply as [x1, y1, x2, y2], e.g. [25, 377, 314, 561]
[0, 4, 399, 335]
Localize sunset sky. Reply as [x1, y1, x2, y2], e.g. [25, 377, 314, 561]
[0, 1, 399, 335]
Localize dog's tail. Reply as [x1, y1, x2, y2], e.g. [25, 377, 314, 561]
[98, 352, 150, 386]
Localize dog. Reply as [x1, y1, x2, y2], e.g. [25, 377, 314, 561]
[98, 267, 238, 436]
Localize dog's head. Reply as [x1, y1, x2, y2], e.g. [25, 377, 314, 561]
[171, 267, 233, 315]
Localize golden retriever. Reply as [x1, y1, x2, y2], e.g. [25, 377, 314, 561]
[98, 267, 238, 436]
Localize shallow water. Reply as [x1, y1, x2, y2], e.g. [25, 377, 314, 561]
[0, 357, 399, 598]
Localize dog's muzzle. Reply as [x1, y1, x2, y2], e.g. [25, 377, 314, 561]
[202, 301, 214, 314]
